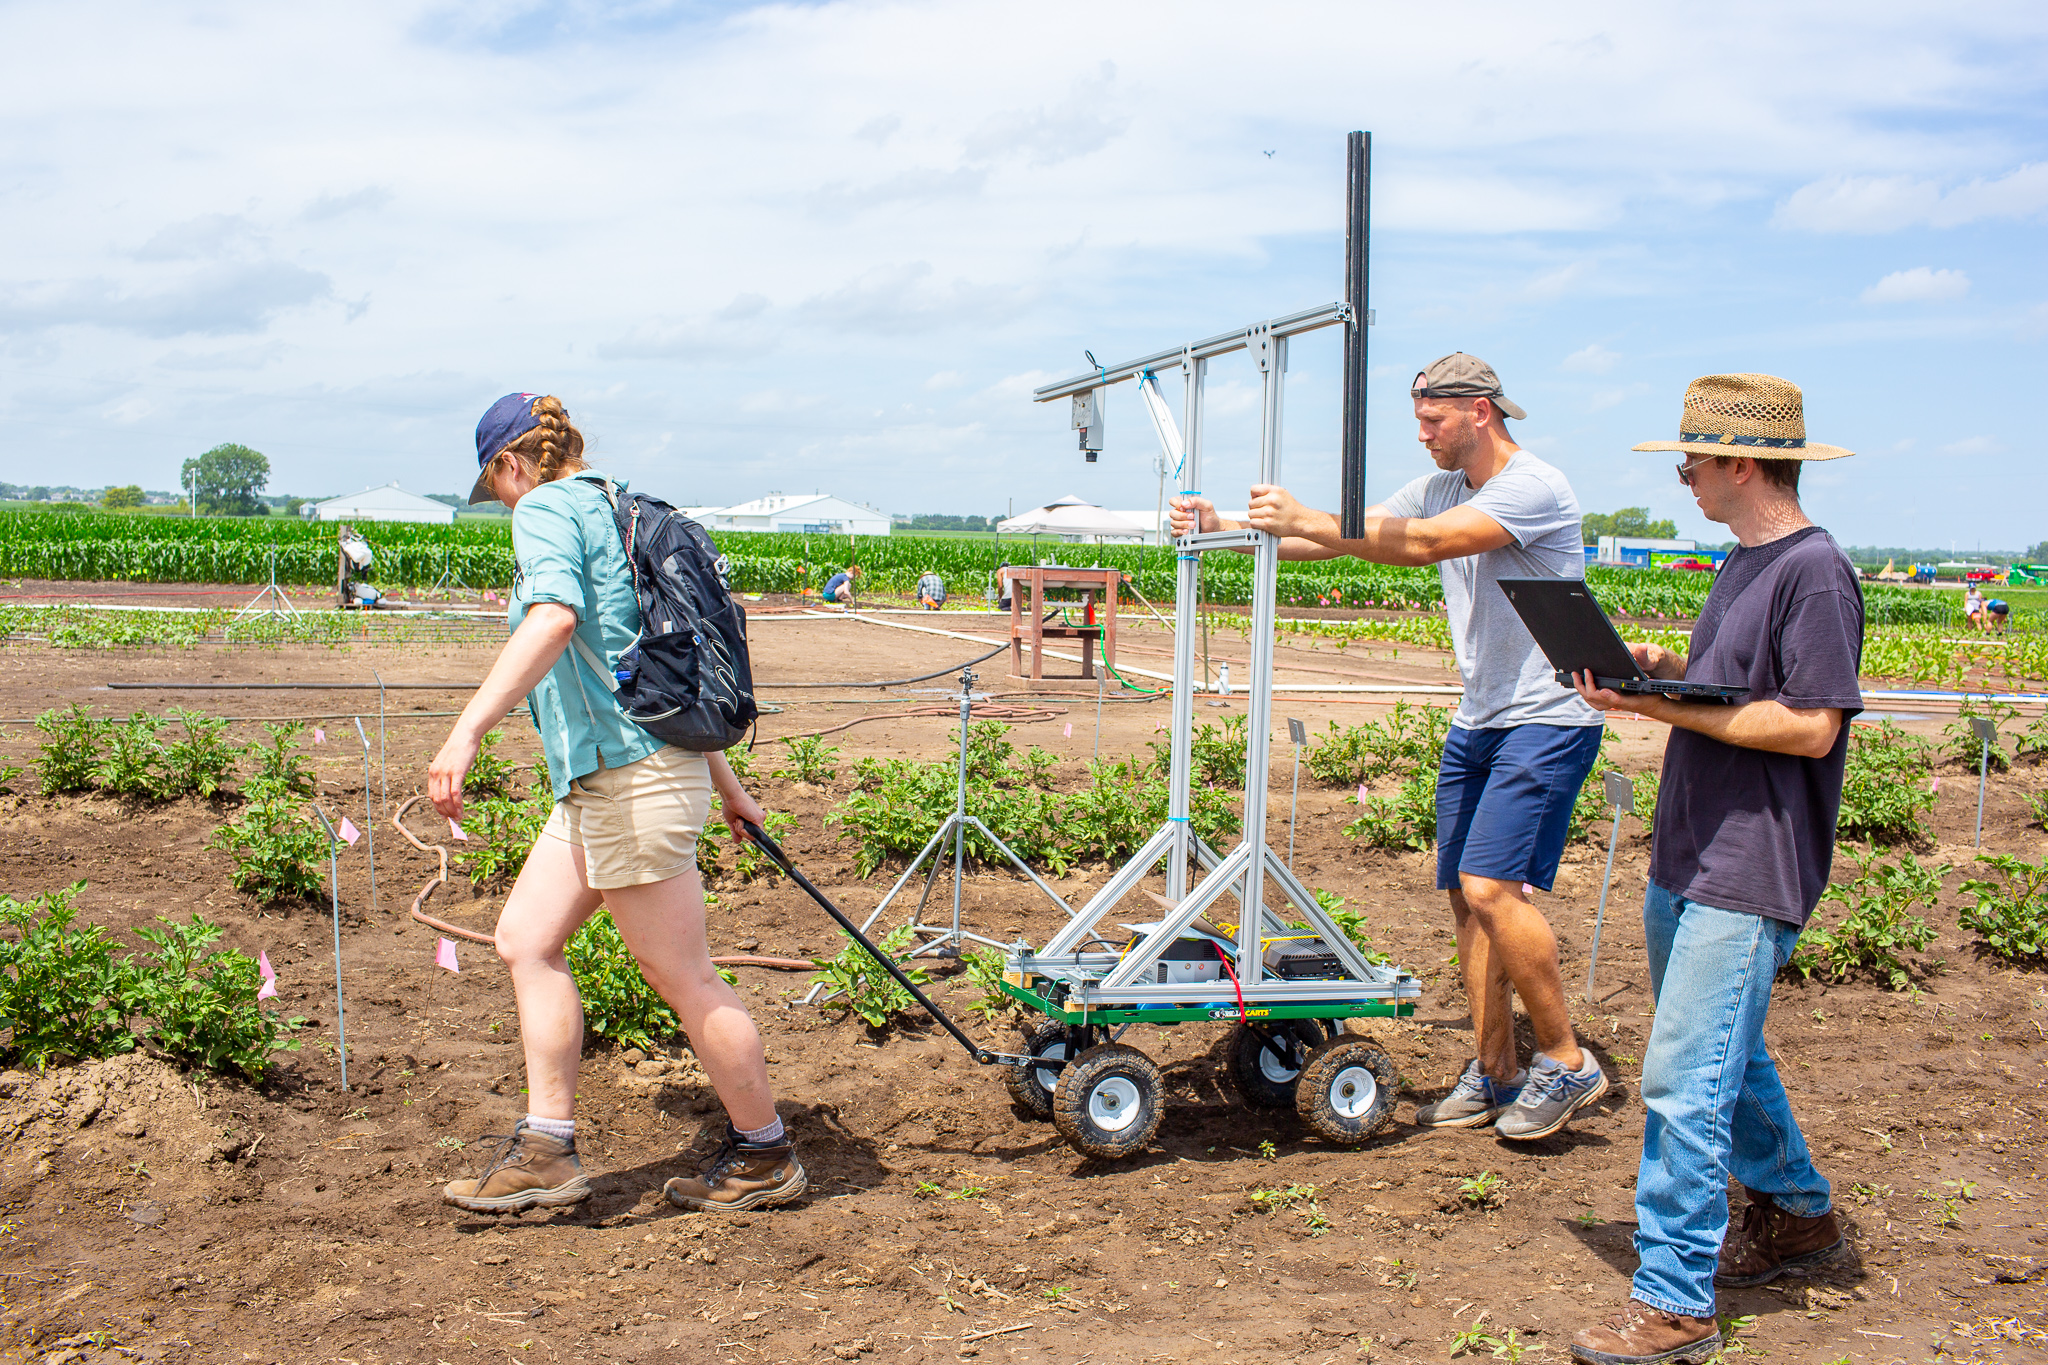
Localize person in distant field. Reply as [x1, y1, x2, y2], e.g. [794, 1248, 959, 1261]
[1171, 352, 1610, 1142]
[1964, 583, 1987, 630]
[1986, 597, 2010, 635]
[916, 571, 948, 610]
[429, 392, 801, 1218]
[821, 565, 859, 605]
[1565, 374, 1858, 1365]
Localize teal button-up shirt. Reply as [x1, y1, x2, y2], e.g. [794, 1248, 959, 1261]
[509, 471, 665, 801]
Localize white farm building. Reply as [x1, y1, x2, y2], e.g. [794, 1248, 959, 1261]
[701, 493, 890, 537]
[307, 483, 457, 525]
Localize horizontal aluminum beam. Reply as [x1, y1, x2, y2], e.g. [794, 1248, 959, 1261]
[1175, 528, 1264, 552]
[1032, 302, 1350, 402]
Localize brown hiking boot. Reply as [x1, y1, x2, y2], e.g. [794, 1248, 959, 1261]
[1570, 1301, 1721, 1365]
[1715, 1189, 1844, 1287]
[663, 1125, 806, 1212]
[442, 1121, 591, 1213]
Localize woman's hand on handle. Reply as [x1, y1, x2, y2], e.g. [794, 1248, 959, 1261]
[709, 749, 767, 848]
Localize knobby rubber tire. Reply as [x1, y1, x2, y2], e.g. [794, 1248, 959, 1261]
[1052, 1043, 1164, 1160]
[1002, 1018, 1073, 1119]
[1226, 1021, 1323, 1109]
[1295, 1036, 1398, 1144]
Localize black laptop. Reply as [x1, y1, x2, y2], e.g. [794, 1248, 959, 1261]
[1496, 578, 1748, 703]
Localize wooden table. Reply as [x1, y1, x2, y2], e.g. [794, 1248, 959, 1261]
[1002, 565, 1123, 682]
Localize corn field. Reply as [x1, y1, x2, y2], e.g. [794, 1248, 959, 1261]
[0, 510, 1956, 626]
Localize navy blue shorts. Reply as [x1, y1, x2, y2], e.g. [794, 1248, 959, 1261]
[1434, 722, 1605, 893]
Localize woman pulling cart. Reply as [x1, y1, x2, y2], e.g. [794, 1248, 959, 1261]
[429, 392, 803, 1215]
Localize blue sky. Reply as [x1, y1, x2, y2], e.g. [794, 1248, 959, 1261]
[2, 0, 2045, 549]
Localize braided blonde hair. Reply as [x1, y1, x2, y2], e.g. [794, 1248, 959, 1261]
[486, 395, 588, 487]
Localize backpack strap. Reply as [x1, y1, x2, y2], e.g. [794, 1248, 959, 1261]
[567, 633, 621, 695]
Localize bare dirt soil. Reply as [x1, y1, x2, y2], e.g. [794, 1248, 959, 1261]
[0, 615, 2043, 1365]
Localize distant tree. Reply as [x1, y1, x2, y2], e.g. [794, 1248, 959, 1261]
[28, 486, 51, 502]
[101, 485, 146, 509]
[906, 513, 996, 532]
[283, 497, 305, 517]
[1582, 507, 1678, 544]
[179, 444, 270, 516]
[2028, 541, 2048, 563]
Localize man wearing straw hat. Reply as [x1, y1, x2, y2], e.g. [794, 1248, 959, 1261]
[1566, 374, 1858, 1364]
[1173, 353, 1612, 1142]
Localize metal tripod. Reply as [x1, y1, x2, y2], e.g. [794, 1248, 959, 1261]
[854, 665, 1075, 959]
[226, 548, 301, 639]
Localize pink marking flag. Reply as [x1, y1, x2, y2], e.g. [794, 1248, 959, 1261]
[1357, 783, 1369, 805]
[1063, 722, 1073, 738]
[338, 816, 360, 846]
[313, 727, 326, 744]
[449, 818, 469, 841]
[257, 950, 277, 1000]
[436, 937, 461, 973]
[1930, 776, 1942, 794]
[1523, 883, 1536, 897]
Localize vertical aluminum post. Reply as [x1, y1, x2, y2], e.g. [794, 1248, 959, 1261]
[1166, 348, 1205, 903]
[1236, 325, 1288, 982]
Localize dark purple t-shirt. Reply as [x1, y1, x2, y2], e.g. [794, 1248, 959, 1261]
[1649, 527, 1865, 926]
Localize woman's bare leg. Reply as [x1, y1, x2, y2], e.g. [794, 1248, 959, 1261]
[494, 833, 604, 1120]
[605, 867, 777, 1131]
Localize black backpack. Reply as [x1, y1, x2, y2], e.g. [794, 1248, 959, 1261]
[565, 475, 758, 751]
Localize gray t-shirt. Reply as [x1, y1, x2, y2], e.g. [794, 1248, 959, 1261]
[1383, 451, 1602, 731]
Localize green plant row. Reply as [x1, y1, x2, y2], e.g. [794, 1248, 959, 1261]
[0, 883, 301, 1080]
[0, 512, 1958, 625]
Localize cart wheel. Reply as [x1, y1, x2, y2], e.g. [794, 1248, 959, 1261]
[1227, 1021, 1324, 1108]
[1002, 1019, 1074, 1119]
[1295, 1036, 1398, 1144]
[1052, 1044, 1164, 1160]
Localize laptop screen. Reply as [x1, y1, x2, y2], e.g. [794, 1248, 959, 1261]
[1496, 578, 1642, 682]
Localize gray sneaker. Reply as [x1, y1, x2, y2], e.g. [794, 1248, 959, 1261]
[1494, 1050, 1609, 1140]
[1415, 1059, 1527, 1128]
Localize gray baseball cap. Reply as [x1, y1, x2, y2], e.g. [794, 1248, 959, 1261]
[1411, 353, 1526, 421]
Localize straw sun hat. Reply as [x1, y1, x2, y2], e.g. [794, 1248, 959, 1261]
[1632, 373, 1853, 461]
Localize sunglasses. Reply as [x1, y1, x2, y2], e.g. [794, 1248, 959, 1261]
[1676, 456, 1715, 487]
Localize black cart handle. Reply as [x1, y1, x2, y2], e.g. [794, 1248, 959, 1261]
[740, 819, 1018, 1067]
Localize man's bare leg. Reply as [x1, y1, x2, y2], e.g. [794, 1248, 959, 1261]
[1448, 888, 1518, 1083]
[1457, 874, 1583, 1073]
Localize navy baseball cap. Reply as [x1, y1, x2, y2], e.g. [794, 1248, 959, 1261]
[469, 392, 541, 504]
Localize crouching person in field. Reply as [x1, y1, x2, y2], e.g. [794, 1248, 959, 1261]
[430, 391, 803, 1216]
[1566, 375, 1858, 1364]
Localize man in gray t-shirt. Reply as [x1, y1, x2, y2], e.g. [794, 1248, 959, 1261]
[1171, 352, 1609, 1142]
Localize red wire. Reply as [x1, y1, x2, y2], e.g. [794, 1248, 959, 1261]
[1213, 940, 1247, 1023]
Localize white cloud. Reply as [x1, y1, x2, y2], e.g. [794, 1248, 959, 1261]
[1861, 267, 1970, 304]
[1776, 163, 2048, 233]
[1561, 343, 1620, 374]
[1938, 436, 2004, 457]
[923, 370, 965, 391]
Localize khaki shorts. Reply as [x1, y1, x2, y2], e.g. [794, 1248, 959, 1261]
[541, 745, 713, 890]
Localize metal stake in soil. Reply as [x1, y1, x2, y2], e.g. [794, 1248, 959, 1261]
[1286, 716, 1307, 870]
[1586, 769, 1634, 999]
[354, 717, 378, 917]
[1972, 715, 1995, 847]
[312, 807, 351, 1091]
[372, 669, 387, 817]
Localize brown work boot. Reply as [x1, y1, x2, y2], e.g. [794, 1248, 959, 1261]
[442, 1121, 591, 1213]
[663, 1125, 807, 1212]
[1715, 1189, 1844, 1287]
[1570, 1301, 1721, 1365]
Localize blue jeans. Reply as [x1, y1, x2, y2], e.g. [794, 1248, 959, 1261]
[1631, 883, 1831, 1317]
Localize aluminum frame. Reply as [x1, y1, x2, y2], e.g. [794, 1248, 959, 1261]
[1022, 305, 1418, 1011]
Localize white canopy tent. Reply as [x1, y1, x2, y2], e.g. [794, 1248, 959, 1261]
[996, 496, 1147, 542]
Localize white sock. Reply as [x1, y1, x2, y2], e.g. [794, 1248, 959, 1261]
[524, 1114, 576, 1142]
[737, 1116, 785, 1145]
